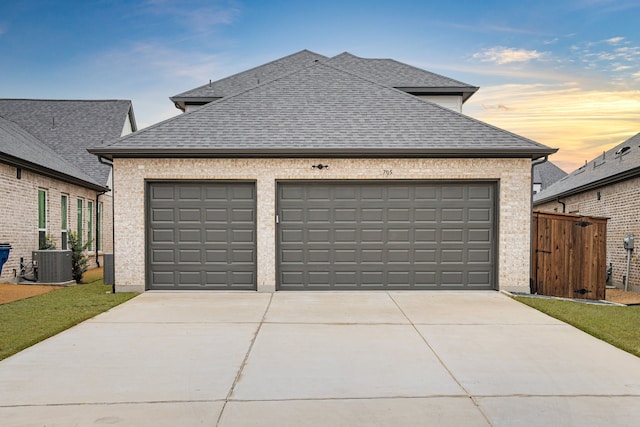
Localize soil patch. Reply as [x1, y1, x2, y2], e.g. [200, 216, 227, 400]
[0, 283, 63, 304]
[606, 288, 640, 305]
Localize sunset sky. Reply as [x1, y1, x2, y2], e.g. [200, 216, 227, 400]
[1, 0, 639, 172]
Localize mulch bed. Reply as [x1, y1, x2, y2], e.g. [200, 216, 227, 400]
[0, 283, 63, 304]
[605, 288, 640, 305]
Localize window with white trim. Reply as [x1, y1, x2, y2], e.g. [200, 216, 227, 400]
[61, 195, 68, 250]
[38, 189, 47, 249]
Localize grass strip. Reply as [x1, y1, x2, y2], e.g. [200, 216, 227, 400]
[0, 281, 137, 361]
[514, 296, 640, 358]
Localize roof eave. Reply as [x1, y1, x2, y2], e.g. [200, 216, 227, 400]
[169, 96, 222, 112]
[533, 165, 640, 205]
[0, 153, 109, 192]
[90, 146, 557, 161]
[397, 86, 479, 103]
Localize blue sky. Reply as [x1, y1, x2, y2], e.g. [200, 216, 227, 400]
[1, 0, 639, 171]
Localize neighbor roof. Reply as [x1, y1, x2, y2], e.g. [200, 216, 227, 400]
[534, 132, 640, 205]
[170, 50, 478, 110]
[91, 62, 555, 160]
[533, 161, 567, 189]
[0, 116, 106, 190]
[0, 99, 136, 186]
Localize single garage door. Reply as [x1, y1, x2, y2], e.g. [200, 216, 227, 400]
[277, 181, 496, 290]
[147, 181, 256, 290]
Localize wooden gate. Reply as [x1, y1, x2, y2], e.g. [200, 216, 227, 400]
[532, 211, 608, 300]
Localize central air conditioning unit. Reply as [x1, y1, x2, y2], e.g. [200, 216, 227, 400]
[32, 250, 73, 283]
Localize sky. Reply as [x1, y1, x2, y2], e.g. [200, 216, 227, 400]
[1, 0, 639, 172]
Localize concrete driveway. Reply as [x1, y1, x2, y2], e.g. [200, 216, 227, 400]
[1, 291, 640, 426]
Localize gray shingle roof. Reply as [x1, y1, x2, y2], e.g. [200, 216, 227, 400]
[534, 132, 640, 204]
[170, 50, 328, 103]
[0, 99, 135, 186]
[325, 53, 478, 101]
[170, 50, 478, 109]
[92, 62, 555, 159]
[0, 116, 105, 189]
[533, 161, 567, 189]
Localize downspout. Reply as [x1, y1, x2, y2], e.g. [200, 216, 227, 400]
[95, 190, 106, 267]
[98, 155, 116, 294]
[530, 155, 549, 294]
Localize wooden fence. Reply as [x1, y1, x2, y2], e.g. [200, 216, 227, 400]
[532, 211, 608, 300]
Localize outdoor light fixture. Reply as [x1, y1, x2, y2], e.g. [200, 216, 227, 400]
[312, 164, 329, 170]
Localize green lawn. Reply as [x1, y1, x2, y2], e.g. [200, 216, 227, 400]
[0, 276, 137, 361]
[514, 296, 640, 358]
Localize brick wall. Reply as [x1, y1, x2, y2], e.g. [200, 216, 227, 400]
[0, 162, 113, 282]
[535, 176, 640, 291]
[112, 157, 533, 293]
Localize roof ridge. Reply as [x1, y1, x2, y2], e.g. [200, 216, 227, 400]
[171, 49, 328, 98]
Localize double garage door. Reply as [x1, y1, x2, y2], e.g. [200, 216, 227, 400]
[147, 181, 496, 290]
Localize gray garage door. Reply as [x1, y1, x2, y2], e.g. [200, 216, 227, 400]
[147, 181, 256, 290]
[277, 181, 496, 290]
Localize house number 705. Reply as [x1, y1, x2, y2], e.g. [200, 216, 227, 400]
[383, 169, 393, 175]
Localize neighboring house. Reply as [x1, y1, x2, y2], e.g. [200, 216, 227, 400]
[0, 99, 136, 282]
[532, 161, 567, 195]
[90, 50, 555, 293]
[534, 133, 640, 291]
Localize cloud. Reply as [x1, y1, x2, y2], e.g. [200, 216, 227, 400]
[472, 47, 546, 65]
[464, 83, 640, 172]
[605, 36, 625, 45]
[143, 0, 240, 35]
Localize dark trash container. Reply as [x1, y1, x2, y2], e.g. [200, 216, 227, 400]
[0, 243, 11, 276]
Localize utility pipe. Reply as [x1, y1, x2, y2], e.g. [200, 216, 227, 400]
[625, 248, 633, 292]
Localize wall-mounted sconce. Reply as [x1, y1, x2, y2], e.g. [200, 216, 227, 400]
[312, 164, 329, 170]
[16, 167, 21, 179]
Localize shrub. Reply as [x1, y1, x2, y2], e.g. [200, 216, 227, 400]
[40, 234, 57, 250]
[68, 232, 91, 283]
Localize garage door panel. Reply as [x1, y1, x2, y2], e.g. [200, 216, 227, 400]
[335, 249, 357, 263]
[441, 186, 465, 200]
[179, 249, 201, 264]
[152, 271, 175, 286]
[469, 229, 491, 242]
[442, 208, 464, 222]
[151, 249, 175, 263]
[147, 182, 256, 290]
[179, 229, 202, 243]
[309, 208, 331, 222]
[151, 208, 175, 222]
[335, 229, 357, 243]
[178, 186, 202, 201]
[361, 208, 383, 222]
[151, 186, 175, 200]
[152, 229, 174, 244]
[469, 186, 492, 200]
[277, 181, 496, 290]
[469, 208, 491, 222]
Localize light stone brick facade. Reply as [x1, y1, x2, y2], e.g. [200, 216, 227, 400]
[0, 162, 113, 282]
[113, 157, 533, 293]
[536, 176, 640, 291]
